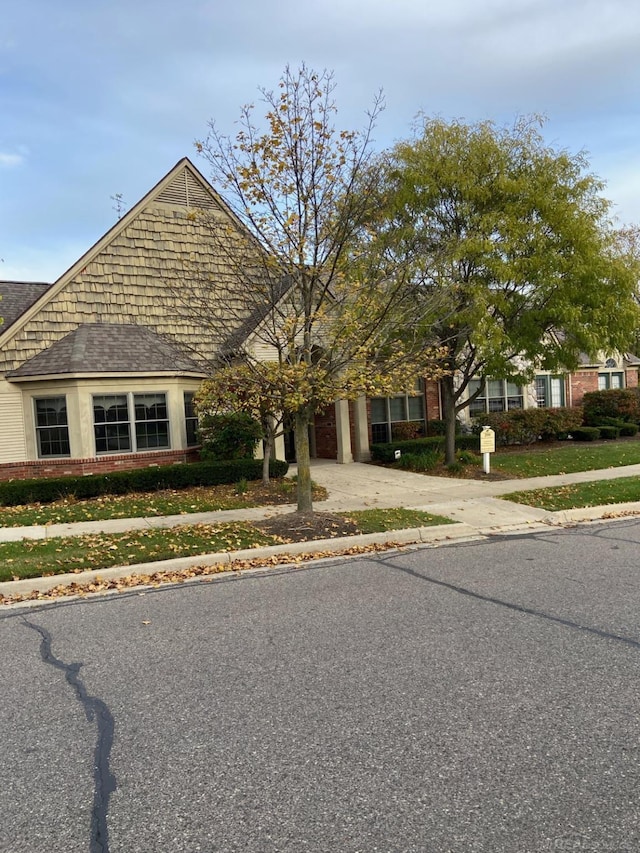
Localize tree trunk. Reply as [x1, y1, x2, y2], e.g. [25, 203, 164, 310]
[294, 407, 313, 513]
[441, 374, 457, 466]
[262, 437, 271, 485]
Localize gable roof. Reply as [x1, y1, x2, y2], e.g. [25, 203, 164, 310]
[6, 323, 206, 380]
[0, 157, 244, 351]
[0, 281, 52, 330]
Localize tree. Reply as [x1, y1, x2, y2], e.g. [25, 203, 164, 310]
[196, 363, 288, 485]
[382, 117, 640, 464]
[192, 65, 443, 511]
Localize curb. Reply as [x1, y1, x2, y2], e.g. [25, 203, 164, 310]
[0, 522, 476, 599]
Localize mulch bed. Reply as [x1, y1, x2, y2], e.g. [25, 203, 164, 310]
[255, 511, 361, 543]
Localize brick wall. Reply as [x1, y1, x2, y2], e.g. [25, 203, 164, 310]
[313, 405, 338, 459]
[569, 371, 599, 407]
[424, 380, 441, 421]
[625, 368, 639, 389]
[0, 448, 201, 482]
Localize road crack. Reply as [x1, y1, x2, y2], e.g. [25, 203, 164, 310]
[22, 618, 116, 853]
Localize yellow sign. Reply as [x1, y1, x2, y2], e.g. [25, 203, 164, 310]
[480, 427, 496, 454]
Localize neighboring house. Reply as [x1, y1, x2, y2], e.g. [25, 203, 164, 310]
[1, 159, 639, 481]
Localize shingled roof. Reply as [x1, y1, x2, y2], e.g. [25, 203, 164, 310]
[7, 323, 206, 379]
[0, 281, 51, 330]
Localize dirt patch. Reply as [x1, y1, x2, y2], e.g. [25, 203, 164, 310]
[255, 511, 361, 543]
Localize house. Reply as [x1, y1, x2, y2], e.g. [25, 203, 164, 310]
[1, 159, 638, 482]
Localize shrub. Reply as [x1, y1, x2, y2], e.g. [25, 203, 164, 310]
[582, 389, 640, 425]
[396, 450, 443, 472]
[597, 425, 620, 440]
[198, 412, 263, 460]
[370, 434, 479, 464]
[425, 419, 463, 437]
[473, 407, 583, 445]
[391, 421, 424, 441]
[620, 423, 639, 436]
[0, 458, 289, 508]
[570, 427, 601, 442]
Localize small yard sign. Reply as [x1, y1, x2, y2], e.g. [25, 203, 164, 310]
[480, 426, 496, 474]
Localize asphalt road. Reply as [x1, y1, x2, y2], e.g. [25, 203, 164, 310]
[2, 519, 640, 853]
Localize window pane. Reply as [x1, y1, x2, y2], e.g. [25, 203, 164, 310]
[370, 398, 387, 423]
[487, 380, 503, 399]
[611, 373, 623, 389]
[94, 395, 131, 454]
[371, 422, 390, 444]
[134, 393, 169, 450]
[598, 375, 608, 390]
[550, 377, 564, 407]
[35, 396, 70, 457]
[468, 379, 483, 399]
[184, 392, 198, 447]
[535, 377, 547, 407]
[389, 397, 406, 422]
[506, 381, 521, 397]
[408, 395, 424, 420]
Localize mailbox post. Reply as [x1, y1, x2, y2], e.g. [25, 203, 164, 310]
[480, 426, 496, 474]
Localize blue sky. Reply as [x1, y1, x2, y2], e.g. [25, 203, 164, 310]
[2, 0, 640, 282]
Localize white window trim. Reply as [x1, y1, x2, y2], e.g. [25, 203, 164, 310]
[92, 391, 171, 455]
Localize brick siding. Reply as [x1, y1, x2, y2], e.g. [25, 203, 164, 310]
[0, 448, 201, 482]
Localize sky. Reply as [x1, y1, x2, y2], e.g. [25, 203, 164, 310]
[1, 0, 640, 283]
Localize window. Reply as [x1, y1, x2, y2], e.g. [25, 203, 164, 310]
[468, 379, 523, 417]
[598, 372, 624, 390]
[370, 381, 425, 443]
[35, 396, 70, 457]
[184, 392, 199, 446]
[535, 375, 565, 408]
[93, 393, 170, 454]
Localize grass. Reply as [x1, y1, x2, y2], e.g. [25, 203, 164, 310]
[491, 439, 640, 478]
[502, 477, 640, 511]
[0, 507, 455, 583]
[0, 523, 282, 582]
[341, 508, 453, 533]
[0, 479, 326, 528]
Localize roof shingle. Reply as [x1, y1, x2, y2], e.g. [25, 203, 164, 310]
[7, 323, 205, 378]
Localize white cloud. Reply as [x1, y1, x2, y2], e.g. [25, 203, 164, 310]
[0, 151, 24, 167]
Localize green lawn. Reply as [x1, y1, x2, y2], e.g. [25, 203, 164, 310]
[502, 476, 640, 511]
[0, 523, 282, 582]
[342, 508, 453, 533]
[0, 508, 454, 583]
[491, 440, 640, 478]
[0, 480, 325, 528]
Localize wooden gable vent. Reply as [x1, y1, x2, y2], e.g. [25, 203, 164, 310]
[156, 169, 219, 210]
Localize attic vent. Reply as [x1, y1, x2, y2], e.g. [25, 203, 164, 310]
[156, 169, 219, 210]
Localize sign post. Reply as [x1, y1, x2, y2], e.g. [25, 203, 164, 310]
[479, 426, 496, 474]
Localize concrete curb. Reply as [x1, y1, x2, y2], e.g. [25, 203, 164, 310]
[0, 522, 476, 599]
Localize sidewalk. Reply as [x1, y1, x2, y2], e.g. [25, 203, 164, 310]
[2, 459, 640, 543]
[2, 460, 640, 599]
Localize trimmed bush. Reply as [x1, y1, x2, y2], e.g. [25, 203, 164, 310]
[474, 407, 584, 445]
[371, 434, 479, 463]
[619, 423, 639, 437]
[198, 412, 263, 460]
[582, 389, 640, 426]
[0, 458, 289, 508]
[570, 427, 601, 442]
[597, 425, 620, 440]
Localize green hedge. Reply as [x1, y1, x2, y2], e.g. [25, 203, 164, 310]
[371, 434, 479, 463]
[0, 458, 289, 508]
[597, 425, 620, 440]
[571, 427, 601, 442]
[583, 389, 640, 425]
[474, 407, 584, 445]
